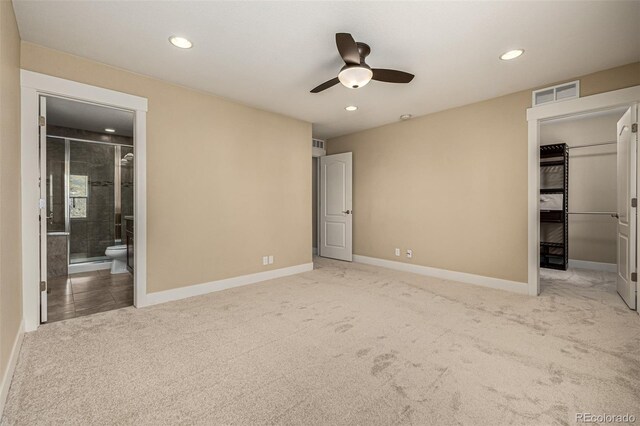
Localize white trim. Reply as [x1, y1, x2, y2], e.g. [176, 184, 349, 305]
[0, 320, 24, 416]
[527, 116, 541, 296]
[67, 261, 112, 275]
[527, 86, 640, 122]
[20, 70, 147, 111]
[315, 156, 321, 255]
[312, 147, 326, 157]
[20, 84, 40, 332]
[144, 263, 314, 306]
[353, 255, 528, 295]
[568, 259, 617, 273]
[20, 70, 148, 330]
[133, 108, 147, 307]
[527, 85, 640, 297]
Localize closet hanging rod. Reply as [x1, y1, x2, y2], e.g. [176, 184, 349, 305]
[567, 141, 616, 150]
[568, 211, 618, 218]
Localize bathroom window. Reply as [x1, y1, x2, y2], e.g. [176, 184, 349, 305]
[69, 175, 88, 218]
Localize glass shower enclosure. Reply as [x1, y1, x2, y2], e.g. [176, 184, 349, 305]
[46, 136, 134, 266]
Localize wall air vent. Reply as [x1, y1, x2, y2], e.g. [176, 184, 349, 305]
[532, 81, 580, 107]
[312, 139, 326, 157]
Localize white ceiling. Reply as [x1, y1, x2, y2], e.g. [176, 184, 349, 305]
[46, 96, 134, 137]
[13, 1, 640, 139]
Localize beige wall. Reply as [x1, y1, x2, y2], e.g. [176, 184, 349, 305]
[327, 62, 640, 283]
[541, 112, 620, 264]
[21, 42, 312, 293]
[0, 0, 22, 390]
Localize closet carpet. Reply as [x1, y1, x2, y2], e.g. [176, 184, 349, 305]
[2, 259, 639, 425]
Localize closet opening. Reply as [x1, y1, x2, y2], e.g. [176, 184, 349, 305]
[538, 106, 636, 309]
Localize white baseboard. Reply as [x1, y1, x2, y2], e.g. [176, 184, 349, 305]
[0, 319, 24, 417]
[353, 255, 528, 295]
[143, 262, 314, 307]
[568, 259, 616, 272]
[68, 261, 112, 275]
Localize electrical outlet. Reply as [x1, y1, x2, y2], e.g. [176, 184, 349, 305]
[268, 255, 274, 264]
[395, 248, 400, 256]
[262, 256, 268, 265]
[406, 249, 413, 259]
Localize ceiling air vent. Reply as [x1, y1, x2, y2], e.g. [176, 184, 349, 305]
[312, 138, 326, 157]
[532, 81, 579, 107]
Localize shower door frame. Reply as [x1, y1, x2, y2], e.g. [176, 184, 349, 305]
[21, 70, 149, 331]
[47, 136, 132, 268]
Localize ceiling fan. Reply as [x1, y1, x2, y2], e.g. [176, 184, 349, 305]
[310, 33, 414, 93]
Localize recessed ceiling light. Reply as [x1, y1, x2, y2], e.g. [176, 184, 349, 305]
[400, 114, 412, 121]
[345, 105, 358, 111]
[500, 49, 524, 61]
[169, 36, 193, 49]
[104, 128, 116, 133]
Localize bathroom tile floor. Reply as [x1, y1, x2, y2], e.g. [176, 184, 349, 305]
[47, 269, 133, 323]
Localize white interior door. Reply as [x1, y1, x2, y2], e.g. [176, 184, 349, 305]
[616, 105, 637, 310]
[39, 96, 48, 322]
[320, 153, 352, 261]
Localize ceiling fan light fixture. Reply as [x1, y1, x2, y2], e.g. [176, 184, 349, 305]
[310, 33, 414, 93]
[338, 66, 373, 89]
[345, 105, 358, 111]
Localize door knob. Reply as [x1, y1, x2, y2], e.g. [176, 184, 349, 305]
[342, 210, 352, 214]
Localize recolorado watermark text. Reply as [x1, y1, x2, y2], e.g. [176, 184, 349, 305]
[576, 413, 636, 423]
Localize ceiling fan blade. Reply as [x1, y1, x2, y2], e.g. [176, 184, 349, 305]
[310, 77, 340, 93]
[372, 69, 415, 83]
[336, 33, 360, 65]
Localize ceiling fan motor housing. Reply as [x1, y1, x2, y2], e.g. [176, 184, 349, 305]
[356, 42, 371, 60]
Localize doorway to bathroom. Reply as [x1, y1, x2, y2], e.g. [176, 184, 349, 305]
[41, 95, 135, 322]
[21, 70, 148, 331]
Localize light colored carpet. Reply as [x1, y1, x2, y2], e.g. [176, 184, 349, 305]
[2, 259, 639, 425]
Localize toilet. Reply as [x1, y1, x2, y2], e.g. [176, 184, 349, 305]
[105, 244, 128, 274]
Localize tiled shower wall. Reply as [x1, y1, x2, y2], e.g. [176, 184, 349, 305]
[46, 138, 68, 277]
[69, 141, 115, 261]
[46, 137, 66, 232]
[47, 235, 68, 278]
[121, 145, 134, 241]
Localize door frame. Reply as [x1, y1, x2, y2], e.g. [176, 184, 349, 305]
[311, 156, 321, 256]
[21, 70, 149, 331]
[527, 84, 640, 298]
[319, 152, 353, 261]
